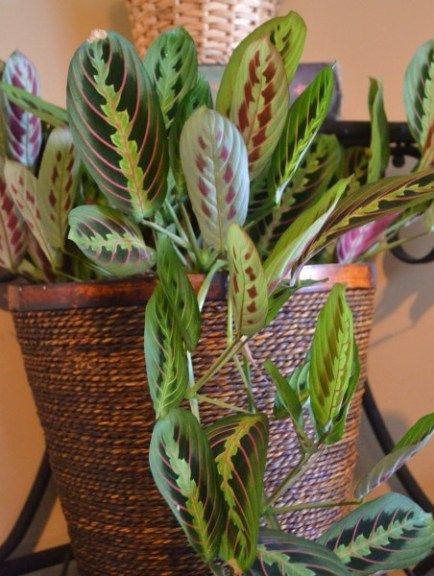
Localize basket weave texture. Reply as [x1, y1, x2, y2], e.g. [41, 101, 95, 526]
[10, 267, 375, 576]
[124, 0, 279, 62]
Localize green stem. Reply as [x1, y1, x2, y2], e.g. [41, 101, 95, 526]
[233, 354, 257, 412]
[187, 352, 200, 422]
[361, 231, 430, 260]
[271, 499, 361, 515]
[164, 200, 189, 242]
[197, 259, 226, 312]
[141, 219, 189, 249]
[179, 203, 205, 269]
[196, 394, 249, 414]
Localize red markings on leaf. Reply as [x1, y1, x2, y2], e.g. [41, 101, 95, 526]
[26, 190, 35, 205]
[223, 165, 234, 184]
[227, 205, 236, 220]
[196, 155, 206, 172]
[198, 136, 207, 150]
[219, 146, 229, 162]
[198, 177, 209, 197]
[201, 200, 211, 217]
[247, 301, 257, 313]
[245, 266, 256, 281]
[225, 186, 235, 203]
[48, 190, 57, 208]
[247, 286, 258, 298]
[51, 166, 59, 185]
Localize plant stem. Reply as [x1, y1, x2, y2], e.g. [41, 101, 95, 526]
[197, 259, 225, 311]
[233, 354, 257, 412]
[179, 203, 205, 268]
[271, 499, 361, 515]
[187, 352, 201, 422]
[265, 449, 320, 507]
[196, 394, 248, 414]
[141, 219, 189, 248]
[164, 200, 189, 242]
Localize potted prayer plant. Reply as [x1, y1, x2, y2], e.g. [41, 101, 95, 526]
[0, 10, 433, 575]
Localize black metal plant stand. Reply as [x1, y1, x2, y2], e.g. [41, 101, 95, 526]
[1, 120, 433, 575]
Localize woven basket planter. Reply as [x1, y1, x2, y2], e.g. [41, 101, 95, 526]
[124, 0, 280, 62]
[1, 263, 375, 576]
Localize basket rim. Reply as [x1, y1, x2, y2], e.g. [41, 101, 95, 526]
[0, 263, 375, 312]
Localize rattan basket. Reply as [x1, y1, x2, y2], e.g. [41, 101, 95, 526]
[124, 0, 280, 62]
[1, 263, 375, 576]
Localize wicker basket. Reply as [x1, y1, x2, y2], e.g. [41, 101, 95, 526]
[124, 0, 280, 62]
[1, 263, 375, 576]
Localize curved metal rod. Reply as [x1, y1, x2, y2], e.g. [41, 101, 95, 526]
[391, 241, 434, 265]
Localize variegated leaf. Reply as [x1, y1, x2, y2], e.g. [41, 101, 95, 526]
[340, 146, 370, 191]
[308, 284, 355, 439]
[2, 51, 42, 167]
[336, 214, 396, 264]
[355, 412, 434, 499]
[268, 66, 334, 203]
[217, 11, 306, 116]
[169, 76, 213, 193]
[0, 60, 7, 158]
[149, 408, 224, 562]
[230, 39, 288, 181]
[207, 413, 269, 572]
[315, 169, 434, 251]
[67, 30, 169, 222]
[68, 204, 154, 277]
[180, 107, 249, 252]
[404, 39, 434, 168]
[247, 530, 352, 576]
[227, 224, 268, 337]
[264, 178, 350, 291]
[4, 159, 58, 267]
[319, 493, 434, 575]
[157, 234, 201, 351]
[254, 135, 341, 255]
[367, 78, 389, 183]
[144, 284, 189, 417]
[0, 81, 67, 127]
[37, 127, 77, 250]
[143, 27, 198, 130]
[0, 173, 27, 272]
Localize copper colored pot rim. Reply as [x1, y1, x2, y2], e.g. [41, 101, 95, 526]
[0, 263, 375, 312]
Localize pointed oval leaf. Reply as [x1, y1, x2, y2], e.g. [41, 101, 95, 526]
[149, 408, 225, 562]
[264, 359, 304, 431]
[336, 214, 396, 264]
[157, 235, 201, 351]
[308, 284, 355, 438]
[37, 127, 78, 250]
[4, 159, 58, 267]
[169, 76, 213, 193]
[230, 39, 288, 181]
[143, 27, 198, 130]
[227, 224, 268, 337]
[264, 177, 350, 291]
[217, 11, 306, 116]
[0, 174, 27, 272]
[68, 204, 154, 277]
[254, 134, 341, 255]
[67, 30, 169, 221]
[367, 78, 390, 183]
[404, 39, 434, 168]
[355, 412, 434, 499]
[180, 107, 249, 252]
[268, 66, 334, 203]
[2, 51, 42, 167]
[319, 493, 434, 575]
[207, 413, 269, 572]
[144, 284, 189, 417]
[247, 530, 352, 576]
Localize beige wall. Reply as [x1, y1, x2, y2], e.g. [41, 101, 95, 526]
[0, 0, 433, 557]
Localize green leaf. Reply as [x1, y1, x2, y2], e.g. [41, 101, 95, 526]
[254, 134, 342, 255]
[180, 107, 249, 252]
[67, 30, 169, 222]
[0, 81, 68, 127]
[367, 78, 389, 183]
[230, 38, 288, 181]
[247, 529, 352, 575]
[217, 11, 306, 116]
[37, 127, 78, 251]
[4, 159, 58, 267]
[319, 493, 434, 575]
[157, 234, 201, 351]
[268, 66, 334, 203]
[339, 146, 370, 191]
[264, 178, 350, 291]
[404, 39, 434, 168]
[207, 413, 269, 572]
[143, 27, 198, 130]
[316, 169, 434, 250]
[355, 412, 434, 499]
[308, 284, 355, 439]
[227, 223, 268, 337]
[264, 359, 306, 439]
[0, 172, 27, 272]
[68, 204, 154, 277]
[169, 76, 213, 193]
[149, 408, 224, 562]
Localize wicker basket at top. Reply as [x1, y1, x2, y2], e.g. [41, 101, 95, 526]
[124, 0, 280, 62]
[1, 263, 375, 576]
